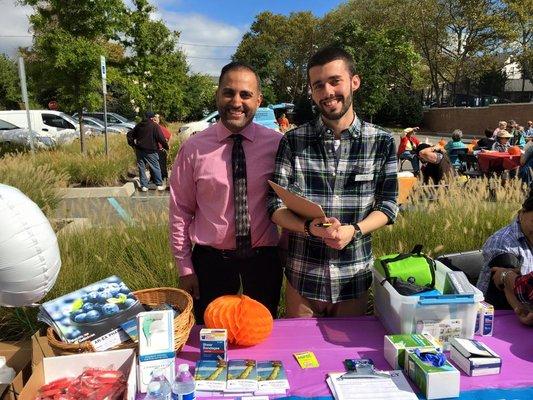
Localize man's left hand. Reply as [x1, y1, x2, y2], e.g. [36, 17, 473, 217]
[323, 225, 356, 250]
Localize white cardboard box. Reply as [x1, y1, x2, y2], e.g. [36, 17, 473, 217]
[18, 349, 136, 400]
[449, 338, 501, 376]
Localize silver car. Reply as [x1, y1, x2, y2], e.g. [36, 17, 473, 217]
[81, 116, 126, 134]
[0, 119, 56, 148]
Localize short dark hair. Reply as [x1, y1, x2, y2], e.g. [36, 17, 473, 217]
[306, 46, 356, 81]
[484, 128, 493, 138]
[523, 192, 533, 212]
[218, 61, 261, 92]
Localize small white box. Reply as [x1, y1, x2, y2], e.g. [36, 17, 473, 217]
[137, 310, 175, 393]
[19, 349, 136, 400]
[450, 338, 501, 376]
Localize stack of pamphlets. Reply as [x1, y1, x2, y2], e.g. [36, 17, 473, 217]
[37, 276, 145, 351]
[194, 359, 290, 396]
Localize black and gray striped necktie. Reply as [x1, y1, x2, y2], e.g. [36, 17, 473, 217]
[230, 134, 252, 257]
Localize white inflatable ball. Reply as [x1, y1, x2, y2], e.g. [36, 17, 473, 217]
[0, 184, 61, 307]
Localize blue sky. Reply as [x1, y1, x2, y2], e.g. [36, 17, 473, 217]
[2, 0, 345, 75]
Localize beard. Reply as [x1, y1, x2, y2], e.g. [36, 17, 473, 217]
[316, 92, 353, 121]
[217, 104, 253, 133]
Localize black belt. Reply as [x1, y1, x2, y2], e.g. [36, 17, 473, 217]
[195, 244, 276, 261]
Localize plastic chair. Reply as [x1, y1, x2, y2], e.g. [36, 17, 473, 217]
[436, 250, 484, 285]
[448, 148, 468, 170]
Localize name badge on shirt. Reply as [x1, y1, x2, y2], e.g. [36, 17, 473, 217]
[354, 174, 374, 182]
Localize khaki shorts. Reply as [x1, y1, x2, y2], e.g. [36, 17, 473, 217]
[285, 280, 369, 318]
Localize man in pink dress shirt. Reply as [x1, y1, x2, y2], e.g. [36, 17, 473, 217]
[169, 62, 283, 323]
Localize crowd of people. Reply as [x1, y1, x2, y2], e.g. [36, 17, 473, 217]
[125, 46, 531, 327]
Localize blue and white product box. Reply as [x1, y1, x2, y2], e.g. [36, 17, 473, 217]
[200, 328, 227, 361]
[137, 310, 175, 393]
[449, 338, 501, 376]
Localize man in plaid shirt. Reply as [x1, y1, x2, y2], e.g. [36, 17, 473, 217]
[267, 47, 398, 317]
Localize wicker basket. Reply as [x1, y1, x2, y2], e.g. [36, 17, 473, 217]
[47, 287, 195, 356]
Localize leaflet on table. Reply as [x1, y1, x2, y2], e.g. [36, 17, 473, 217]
[326, 370, 417, 400]
[37, 276, 145, 350]
[194, 359, 289, 395]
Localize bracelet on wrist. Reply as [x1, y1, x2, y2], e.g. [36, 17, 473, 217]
[303, 219, 315, 237]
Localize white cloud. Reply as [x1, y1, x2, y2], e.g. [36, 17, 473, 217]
[157, 11, 244, 76]
[1, 0, 244, 76]
[0, 1, 34, 58]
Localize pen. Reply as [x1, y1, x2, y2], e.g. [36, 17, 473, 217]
[315, 223, 333, 228]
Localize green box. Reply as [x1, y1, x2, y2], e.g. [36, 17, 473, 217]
[383, 333, 440, 369]
[405, 349, 460, 399]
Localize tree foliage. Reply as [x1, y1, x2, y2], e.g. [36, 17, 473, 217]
[0, 55, 21, 110]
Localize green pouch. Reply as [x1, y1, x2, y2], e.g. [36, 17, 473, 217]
[376, 245, 436, 289]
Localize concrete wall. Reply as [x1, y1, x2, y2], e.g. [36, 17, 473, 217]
[423, 103, 533, 136]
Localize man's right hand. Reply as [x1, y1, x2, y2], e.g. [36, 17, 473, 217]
[179, 273, 200, 299]
[309, 217, 341, 239]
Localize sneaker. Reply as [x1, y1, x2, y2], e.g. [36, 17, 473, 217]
[141, 186, 148, 192]
[156, 185, 166, 191]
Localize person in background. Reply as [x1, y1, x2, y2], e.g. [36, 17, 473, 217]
[525, 120, 533, 138]
[127, 111, 168, 192]
[398, 127, 421, 176]
[444, 129, 467, 168]
[154, 114, 172, 185]
[477, 194, 533, 310]
[415, 143, 455, 185]
[169, 62, 283, 323]
[475, 128, 496, 151]
[491, 269, 533, 326]
[493, 120, 507, 139]
[510, 122, 526, 149]
[278, 113, 290, 133]
[492, 130, 512, 152]
[519, 138, 533, 186]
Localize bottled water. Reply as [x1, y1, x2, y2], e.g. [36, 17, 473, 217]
[172, 364, 196, 400]
[147, 369, 172, 400]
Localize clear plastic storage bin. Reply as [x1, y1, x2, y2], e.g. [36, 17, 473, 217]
[372, 260, 484, 340]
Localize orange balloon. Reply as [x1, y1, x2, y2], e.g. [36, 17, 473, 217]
[508, 146, 521, 156]
[204, 294, 273, 346]
[438, 139, 446, 147]
[471, 138, 478, 146]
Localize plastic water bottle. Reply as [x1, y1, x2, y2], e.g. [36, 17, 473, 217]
[172, 364, 195, 400]
[147, 369, 172, 400]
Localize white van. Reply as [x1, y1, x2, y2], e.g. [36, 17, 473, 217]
[0, 110, 80, 143]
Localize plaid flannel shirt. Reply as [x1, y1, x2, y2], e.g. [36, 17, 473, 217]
[267, 117, 398, 302]
[514, 272, 533, 306]
[477, 218, 533, 294]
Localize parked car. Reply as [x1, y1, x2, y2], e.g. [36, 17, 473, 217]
[0, 118, 56, 148]
[0, 110, 79, 144]
[73, 112, 136, 130]
[178, 107, 279, 137]
[80, 116, 126, 134]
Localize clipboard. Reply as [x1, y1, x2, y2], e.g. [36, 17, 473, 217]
[268, 180, 326, 220]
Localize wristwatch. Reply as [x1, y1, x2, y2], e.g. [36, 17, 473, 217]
[352, 223, 363, 241]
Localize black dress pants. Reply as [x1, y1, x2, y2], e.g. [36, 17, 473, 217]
[191, 245, 283, 324]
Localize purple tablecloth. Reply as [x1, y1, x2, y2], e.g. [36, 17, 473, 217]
[176, 311, 533, 397]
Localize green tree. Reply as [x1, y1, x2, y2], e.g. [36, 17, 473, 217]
[0, 55, 21, 109]
[182, 74, 216, 120]
[22, 0, 127, 153]
[233, 11, 320, 103]
[503, 0, 533, 101]
[122, 0, 189, 120]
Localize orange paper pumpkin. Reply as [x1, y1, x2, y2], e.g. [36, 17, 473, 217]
[508, 146, 521, 156]
[204, 294, 273, 346]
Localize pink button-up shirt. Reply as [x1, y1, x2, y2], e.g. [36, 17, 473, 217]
[169, 121, 283, 276]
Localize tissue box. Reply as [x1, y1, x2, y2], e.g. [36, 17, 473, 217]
[405, 349, 460, 400]
[137, 310, 175, 393]
[450, 338, 501, 376]
[384, 333, 440, 369]
[200, 329, 227, 361]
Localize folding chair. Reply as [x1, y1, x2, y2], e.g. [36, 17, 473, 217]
[458, 153, 484, 178]
[448, 148, 468, 171]
[436, 250, 484, 285]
